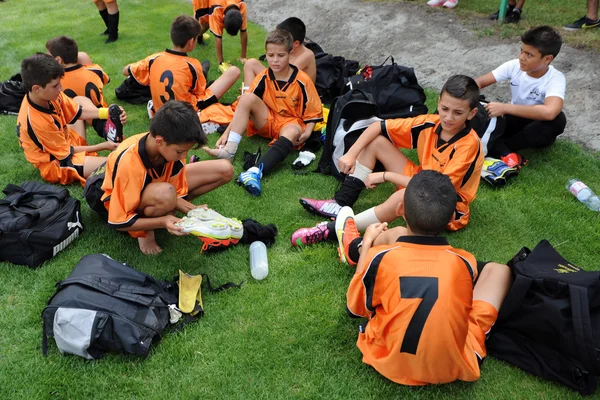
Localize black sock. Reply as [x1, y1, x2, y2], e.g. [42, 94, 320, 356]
[256, 136, 293, 176]
[326, 221, 336, 242]
[92, 119, 106, 139]
[107, 12, 119, 41]
[99, 9, 109, 30]
[348, 238, 363, 265]
[334, 176, 365, 207]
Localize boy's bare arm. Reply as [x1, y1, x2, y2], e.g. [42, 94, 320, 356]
[475, 72, 496, 89]
[338, 121, 383, 175]
[73, 142, 118, 153]
[485, 96, 563, 121]
[122, 65, 131, 76]
[240, 30, 248, 61]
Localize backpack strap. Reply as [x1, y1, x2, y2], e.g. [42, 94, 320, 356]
[569, 284, 600, 374]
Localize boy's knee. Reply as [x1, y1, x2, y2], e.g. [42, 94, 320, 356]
[226, 66, 241, 79]
[238, 92, 259, 106]
[141, 183, 177, 216]
[219, 160, 235, 181]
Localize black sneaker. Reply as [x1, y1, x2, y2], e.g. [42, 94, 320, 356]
[505, 9, 521, 23]
[103, 105, 124, 143]
[564, 16, 600, 31]
[489, 4, 514, 20]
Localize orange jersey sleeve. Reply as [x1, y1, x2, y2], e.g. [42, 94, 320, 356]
[381, 114, 438, 149]
[127, 53, 162, 87]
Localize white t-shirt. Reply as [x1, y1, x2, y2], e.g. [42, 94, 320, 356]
[492, 59, 566, 106]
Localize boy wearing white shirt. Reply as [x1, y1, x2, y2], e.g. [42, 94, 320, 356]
[476, 26, 566, 169]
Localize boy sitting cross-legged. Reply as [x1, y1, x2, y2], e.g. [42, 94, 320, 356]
[338, 170, 512, 385]
[17, 53, 125, 186]
[123, 15, 240, 117]
[87, 100, 234, 255]
[203, 29, 322, 196]
[292, 75, 483, 247]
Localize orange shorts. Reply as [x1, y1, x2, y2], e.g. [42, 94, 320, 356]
[246, 110, 304, 145]
[193, 0, 210, 24]
[467, 300, 498, 362]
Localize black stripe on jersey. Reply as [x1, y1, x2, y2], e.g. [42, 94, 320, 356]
[171, 160, 184, 178]
[108, 214, 139, 229]
[128, 66, 141, 85]
[460, 145, 481, 188]
[304, 117, 323, 124]
[141, 172, 153, 192]
[110, 146, 128, 187]
[195, 8, 210, 19]
[210, 30, 222, 39]
[380, 120, 389, 140]
[452, 251, 476, 284]
[252, 74, 267, 99]
[27, 115, 45, 152]
[68, 106, 83, 125]
[410, 121, 436, 149]
[363, 249, 393, 312]
[53, 118, 61, 130]
[88, 68, 105, 82]
[297, 79, 308, 117]
[186, 60, 198, 93]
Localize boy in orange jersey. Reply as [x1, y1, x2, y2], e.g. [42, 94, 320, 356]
[292, 75, 483, 247]
[16, 53, 125, 185]
[123, 15, 240, 117]
[192, 0, 211, 39]
[242, 17, 316, 92]
[203, 29, 322, 196]
[338, 170, 511, 385]
[209, 0, 248, 71]
[87, 100, 233, 255]
[46, 36, 124, 143]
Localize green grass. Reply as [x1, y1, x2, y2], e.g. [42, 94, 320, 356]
[0, 0, 599, 399]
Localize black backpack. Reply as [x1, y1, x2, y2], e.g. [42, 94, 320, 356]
[315, 53, 360, 105]
[487, 240, 600, 395]
[316, 89, 381, 179]
[303, 36, 325, 56]
[343, 56, 428, 120]
[0, 182, 82, 267]
[115, 76, 152, 105]
[0, 73, 26, 115]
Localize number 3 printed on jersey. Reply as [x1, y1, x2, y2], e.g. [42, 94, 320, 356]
[160, 70, 175, 103]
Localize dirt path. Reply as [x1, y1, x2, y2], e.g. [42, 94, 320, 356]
[246, 0, 600, 152]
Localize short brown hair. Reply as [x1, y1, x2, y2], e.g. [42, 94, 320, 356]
[265, 29, 293, 52]
[21, 53, 64, 92]
[170, 15, 201, 48]
[46, 36, 79, 64]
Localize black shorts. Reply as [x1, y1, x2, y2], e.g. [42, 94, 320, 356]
[83, 163, 109, 222]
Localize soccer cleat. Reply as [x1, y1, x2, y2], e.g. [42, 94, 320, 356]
[177, 216, 232, 239]
[299, 198, 342, 219]
[504, 9, 521, 23]
[335, 206, 360, 265]
[564, 16, 600, 31]
[443, 0, 458, 8]
[427, 0, 445, 6]
[290, 222, 330, 247]
[187, 208, 243, 239]
[103, 104, 124, 143]
[218, 62, 231, 74]
[484, 157, 518, 180]
[501, 153, 528, 170]
[489, 4, 514, 20]
[238, 165, 263, 196]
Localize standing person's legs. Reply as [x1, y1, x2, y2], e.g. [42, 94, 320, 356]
[93, 0, 109, 34]
[105, 0, 119, 43]
[589, 0, 599, 20]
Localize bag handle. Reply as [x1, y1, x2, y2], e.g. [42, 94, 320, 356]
[376, 55, 395, 67]
[569, 284, 600, 374]
[58, 276, 156, 307]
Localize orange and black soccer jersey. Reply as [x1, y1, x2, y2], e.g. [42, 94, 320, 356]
[100, 133, 188, 237]
[193, 0, 211, 22]
[381, 114, 483, 231]
[127, 50, 215, 113]
[16, 92, 89, 184]
[248, 65, 322, 129]
[209, 0, 247, 38]
[61, 64, 110, 108]
[346, 236, 489, 386]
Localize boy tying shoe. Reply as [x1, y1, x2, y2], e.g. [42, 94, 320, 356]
[242, 17, 317, 92]
[475, 26, 566, 169]
[123, 15, 240, 117]
[292, 75, 482, 246]
[209, 0, 248, 72]
[86, 101, 234, 255]
[338, 170, 511, 385]
[46, 36, 124, 144]
[17, 53, 125, 185]
[203, 29, 322, 196]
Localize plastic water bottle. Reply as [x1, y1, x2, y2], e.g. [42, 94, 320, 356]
[249, 241, 268, 280]
[566, 179, 600, 211]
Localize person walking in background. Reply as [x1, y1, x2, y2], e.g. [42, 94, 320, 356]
[564, 0, 600, 30]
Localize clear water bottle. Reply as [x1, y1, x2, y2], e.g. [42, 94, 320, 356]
[249, 241, 268, 280]
[566, 179, 600, 211]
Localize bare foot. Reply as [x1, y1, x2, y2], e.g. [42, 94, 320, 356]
[202, 146, 234, 161]
[137, 231, 162, 255]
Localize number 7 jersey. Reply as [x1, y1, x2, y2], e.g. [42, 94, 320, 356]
[346, 236, 487, 385]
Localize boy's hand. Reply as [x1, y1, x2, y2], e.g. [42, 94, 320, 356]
[238, 58, 247, 64]
[215, 132, 229, 148]
[101, 141, 119, 152]
[484, 102, 506, 118]
[363, 222, 388, 247]
[164, 215, 187, 236]
[365, 172, 385, 189]
[293, 131, 312, 147]
[118, 106, 127, 125]
[338, 153, 356, 175]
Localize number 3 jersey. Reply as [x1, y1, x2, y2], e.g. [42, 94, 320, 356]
[127, 49, 215, 113]
[346, 236, 487, 385]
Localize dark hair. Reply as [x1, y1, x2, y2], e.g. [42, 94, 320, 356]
[170, 15, 201, 48]
[150, 101, 207, 147]
[21, 53, 64, 92]
[224, 6, 243, 36]
[403, 170, 457, 236]
[45, 36, 79, 64]
[265, 29, 293, 52]
[521, 26, 563, 58]
[440, 74, 480, 110]
[276, 17, 306, 43]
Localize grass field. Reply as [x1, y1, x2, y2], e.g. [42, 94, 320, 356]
[0, 0, 599, 398]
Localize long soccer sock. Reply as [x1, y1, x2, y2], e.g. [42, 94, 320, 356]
[334, 176, 366, 207]
[349, 160, 372, 182]
[255, 136, 293, 176]
[106, 11, 119, 43]
[354, 207, 381, 231]
[99, 9, 109, 33]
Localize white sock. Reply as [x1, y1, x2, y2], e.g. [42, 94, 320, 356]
[354, 207, 381, 231]
[246, 166, 262, 178]
[224, 131, 242, 155]
[349, 160, 372, 183]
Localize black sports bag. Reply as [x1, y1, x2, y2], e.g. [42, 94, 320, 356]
[0, 73, 26, 115]
[487, 240, 600, 395]
[0, 182, 82, 267]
